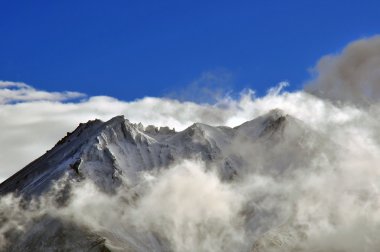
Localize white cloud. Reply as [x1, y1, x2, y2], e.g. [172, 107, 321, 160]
[0, 81, 85, 104]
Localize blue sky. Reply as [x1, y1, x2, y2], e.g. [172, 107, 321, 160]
[0, 0, 379, 100]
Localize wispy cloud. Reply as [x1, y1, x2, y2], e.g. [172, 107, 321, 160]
[0, 81, 85, 104]
[165, 69, 236, 104]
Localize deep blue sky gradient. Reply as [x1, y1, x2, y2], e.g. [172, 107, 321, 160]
[1, 0, 379, 100]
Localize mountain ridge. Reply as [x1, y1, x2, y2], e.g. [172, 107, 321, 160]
[0, 108, 330, 252]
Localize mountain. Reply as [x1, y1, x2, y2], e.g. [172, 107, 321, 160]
[0, 109, 289, 195]
[0, 109, 332, 252]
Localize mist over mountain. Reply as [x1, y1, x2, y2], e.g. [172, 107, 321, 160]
[2, 36, 380, 251]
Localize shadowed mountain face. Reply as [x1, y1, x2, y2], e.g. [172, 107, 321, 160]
[0, 109, 334, 252]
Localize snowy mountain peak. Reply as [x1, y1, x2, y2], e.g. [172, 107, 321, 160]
[0, 109, 310, 196]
